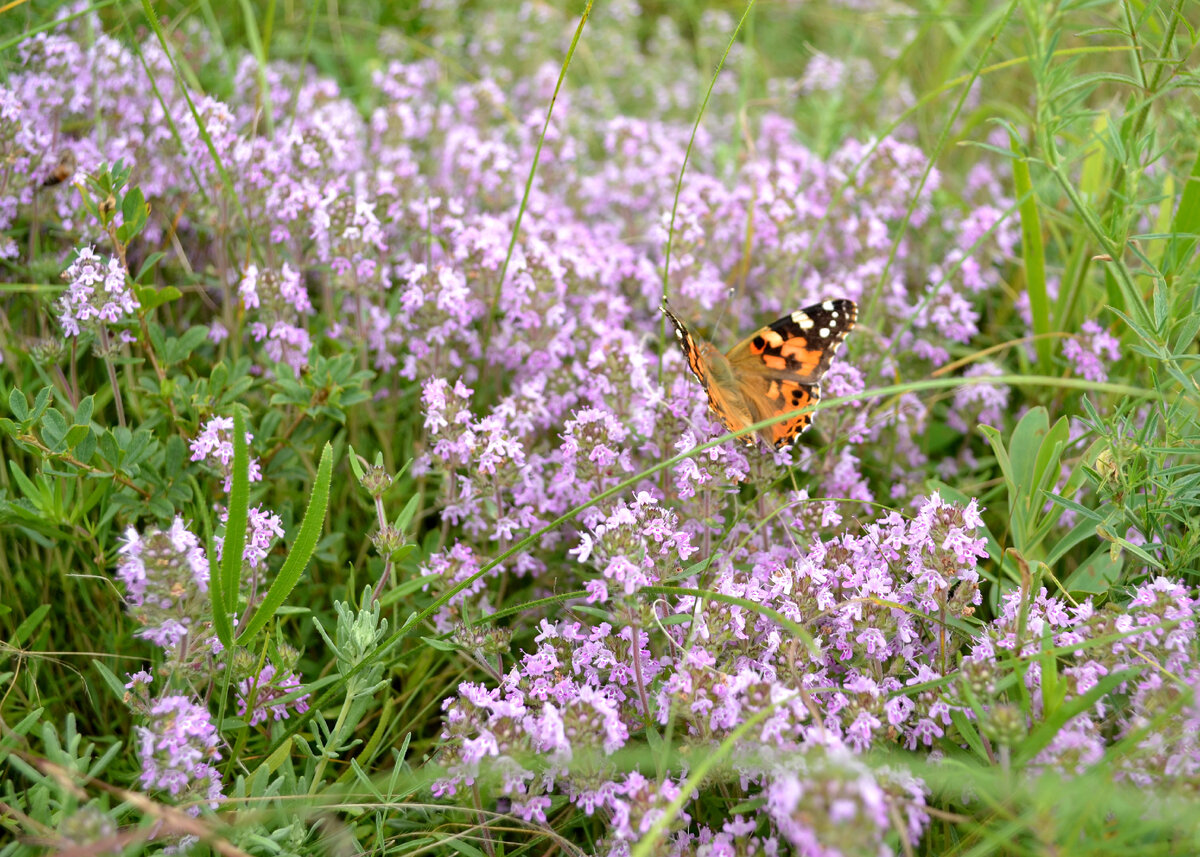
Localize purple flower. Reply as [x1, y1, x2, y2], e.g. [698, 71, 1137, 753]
[236, 662, 310, 726]
[947, 362, 1009, 434]
[764, 737, 927, 856]
[215, 503, 284, 571]
[189, 416, 263, 492]
[1063, 320, 1121, 383]
[56, 246, 140, 338]
[117, 517, 210, 651]
[136, 695, 223, 813]
[571, 492, 697, 601]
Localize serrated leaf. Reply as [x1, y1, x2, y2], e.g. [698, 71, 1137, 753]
[236, 442, 334, 645]
[212, 410, 251, 649]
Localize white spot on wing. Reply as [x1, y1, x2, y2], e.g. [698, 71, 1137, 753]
[819, 327, 830, 338]
[822, 300, 834, 310]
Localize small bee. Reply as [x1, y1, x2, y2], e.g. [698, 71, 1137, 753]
[41, 149, 76, 187]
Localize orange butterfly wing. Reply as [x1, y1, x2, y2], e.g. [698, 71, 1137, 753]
[663, 300, 857, 450]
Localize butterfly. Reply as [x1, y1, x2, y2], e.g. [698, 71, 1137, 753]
[662, 298, 857, 450]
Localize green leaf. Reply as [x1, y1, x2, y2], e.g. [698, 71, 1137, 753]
[212, 410, 251, 648]
[347, 445, 365, 481]
[8, 388, 28, 421]
[74, 395, 94, 426]
[393, 493, 420, 533]
[236, 442, 334, 645]
[74, 430, 97, 464]
[162, 325, 210, 365]
[420, 636, 459, 653]
[13, 604, 51, 646]
[1063, 544, 1123, 594]
[949, 707, 990, 761]
[1015, 668, 1134, 764]
[1030, 416, 1067, 499]
[31, 387, 51, 419]
[42, 408, 68, 449]
[148, 494, 174, 520]
[1164, 142, 1200, 276]
[133, 252, 166, 283]
[134, 284, 183, 314]
[119, 186, 148, 242]
[1044, 515, 1102, 566]
[64, 424, 91, 449]
[1011, 136, 1051, 371]
[8, 460, 43, 506]
[92, 660, 131, 703]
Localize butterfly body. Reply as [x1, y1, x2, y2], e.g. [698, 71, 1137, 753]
[663, 299, 857, 450]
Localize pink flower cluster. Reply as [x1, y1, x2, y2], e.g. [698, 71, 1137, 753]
[56, 246, 139, 338]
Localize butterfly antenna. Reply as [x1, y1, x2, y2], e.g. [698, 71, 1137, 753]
[711, 287, 737, 340]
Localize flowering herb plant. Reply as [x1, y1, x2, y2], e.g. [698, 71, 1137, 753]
[1, 2, 1198, 855]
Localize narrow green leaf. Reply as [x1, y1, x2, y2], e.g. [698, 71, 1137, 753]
[949, 708, 990, 761]
[92, 659, 131, 703]
[1007, 407, 1051, 545]
[347, 445, 365, 481]
[236, 442, 334, 645]
[1165, 143, 1200, 276]
[394, 493, 420, 533]
[1062, 544, 1123, 593]
[13, 604, 51, 646]
[1038, 632, 1062, 718]
[1030, 416, 1067, 498]
[8, 460, 43, 505]
[212, 410, 251, 648]
[1016, 668, 1134, 764]
[134, 251, 166, 283]
[1011, 137, 1051, 370]
[979, 424, 1016, 503]
[1078, 113, 1107, 205]
[1044, 514, 1102, 566]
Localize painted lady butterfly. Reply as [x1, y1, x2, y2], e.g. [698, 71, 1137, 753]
[662, 298, 858, 450]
